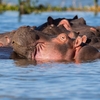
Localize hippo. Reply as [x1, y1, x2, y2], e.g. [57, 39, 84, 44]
[36, 15, 78, 31]
[11, 26, 40, 59]
[33, 33, 100, 63]
[0, 30, 16, 47]
[58, 18, 100, 49]
[11, 25, 100, 63]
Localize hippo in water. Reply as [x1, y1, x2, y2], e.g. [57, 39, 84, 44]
[11, 25, 100, 63]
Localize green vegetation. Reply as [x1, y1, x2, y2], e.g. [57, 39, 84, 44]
[0, 3, 18, 12]
[0, 3, 68, 13]
[0, 0, 100, 14]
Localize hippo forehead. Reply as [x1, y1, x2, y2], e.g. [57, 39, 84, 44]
[12, 26, 39, 46]
[43, 25, 70, 35]
[70, 17, 86, 26]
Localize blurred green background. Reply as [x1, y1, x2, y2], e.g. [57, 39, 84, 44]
[0, 0, 99, 14]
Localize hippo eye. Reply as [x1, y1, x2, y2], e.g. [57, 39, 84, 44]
[36, 35, 40, 40]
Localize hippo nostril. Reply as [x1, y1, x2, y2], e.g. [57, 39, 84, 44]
[12, 41, 14, 44]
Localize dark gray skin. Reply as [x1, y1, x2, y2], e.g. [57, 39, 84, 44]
[70, 17, 87, 26]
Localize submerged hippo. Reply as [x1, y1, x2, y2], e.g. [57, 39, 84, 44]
[0, 30, 16, 47]
[58, 17, 100, 49]
[36, 15, 78, 31]
[11, 25, 100, 63]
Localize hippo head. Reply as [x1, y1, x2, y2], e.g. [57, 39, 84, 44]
[11, 26, 40, 59]
[11, 25, 88, 63]
[31, 32, 88, 63]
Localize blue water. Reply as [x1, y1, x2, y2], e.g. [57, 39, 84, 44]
[0, 11, 100, 100]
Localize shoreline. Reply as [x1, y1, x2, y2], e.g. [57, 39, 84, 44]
[0, 3, 99, 14]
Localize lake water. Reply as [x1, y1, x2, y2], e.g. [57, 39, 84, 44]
[0, 11, 100, 100]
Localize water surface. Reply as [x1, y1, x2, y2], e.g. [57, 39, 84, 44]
[0, 11, 100, 100]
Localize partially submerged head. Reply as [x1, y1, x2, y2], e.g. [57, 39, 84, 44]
[11, 26, 40, 59]
[11, 25, 90, 63]
[0, 30, 16, 47]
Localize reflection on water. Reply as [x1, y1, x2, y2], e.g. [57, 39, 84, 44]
[0, 59, 100, 99]
[14, 59, 73, 67]
[18, 12, 22, 22]
[14, 59, 37, 67]
[0, 11, 100, 99]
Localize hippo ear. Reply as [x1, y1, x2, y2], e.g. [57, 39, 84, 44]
[73, 15, 78, 19]
[58, 19, 71, 30]
[47, 16, 54, 25]
[90, 27, 97, 33]
[81, 35, 87, 43]
[74, 35, 87, 47]
[74, 36, 82, 47]
[90, 27, 97, 35]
